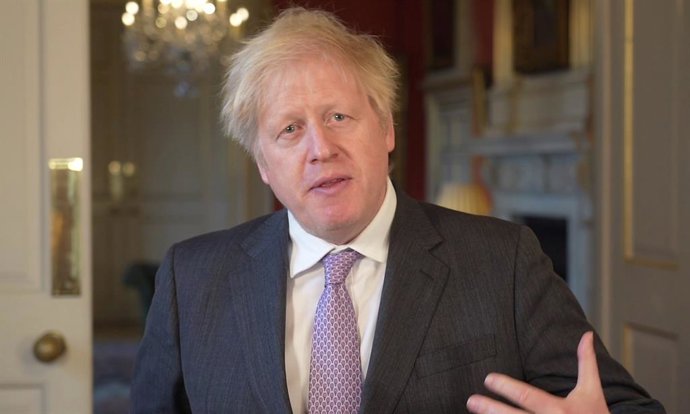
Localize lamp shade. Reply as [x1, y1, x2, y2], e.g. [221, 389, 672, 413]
[435, 182, 492, 216]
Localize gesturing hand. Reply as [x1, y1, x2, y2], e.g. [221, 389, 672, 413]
[466, 331, 609, 414]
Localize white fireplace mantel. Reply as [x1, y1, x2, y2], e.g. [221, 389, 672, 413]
[424, 0, 595, 316]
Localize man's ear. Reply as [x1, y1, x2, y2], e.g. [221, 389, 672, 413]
[385, 113, 395, 153]
[254, 149, 271, 185]
[257, 163, 270, 185]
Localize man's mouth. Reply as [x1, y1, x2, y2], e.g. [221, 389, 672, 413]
[319, 178, 344, 187]
[312, 177, 349, 190]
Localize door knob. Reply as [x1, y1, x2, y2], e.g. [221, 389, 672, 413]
[33, 331, 67, 363]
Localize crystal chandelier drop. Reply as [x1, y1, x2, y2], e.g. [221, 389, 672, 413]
[121, 0, 249, 96]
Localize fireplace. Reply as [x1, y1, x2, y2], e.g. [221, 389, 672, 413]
[517, 215, 568, 282]
[423, 0, 594, 317]
[488, 154, 593, 316]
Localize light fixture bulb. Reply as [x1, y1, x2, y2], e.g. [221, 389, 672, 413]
[186, 10, 199, 21]
[237, 7, 249, 21]
[122, 12, 135, 26]
[229, 13, 242, 27]
[203, 3, 215, 14]
[125, 1, 139, 15]
[175, 16, 188, 29]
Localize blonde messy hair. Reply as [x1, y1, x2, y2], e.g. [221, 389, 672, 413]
[220, 7, 400, 159]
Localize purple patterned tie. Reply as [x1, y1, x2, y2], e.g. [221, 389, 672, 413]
[308, 249, 363, 414]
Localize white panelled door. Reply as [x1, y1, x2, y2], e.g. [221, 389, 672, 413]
[0, 1, 91, 413]
[597, 0, 690, 412]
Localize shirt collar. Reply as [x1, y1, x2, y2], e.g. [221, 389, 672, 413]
[288, 178, 397, 278]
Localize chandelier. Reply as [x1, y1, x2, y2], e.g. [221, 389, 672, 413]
[121, 0, 249, 96]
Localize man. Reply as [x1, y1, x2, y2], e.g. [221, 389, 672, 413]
[131, 8, 664, 413]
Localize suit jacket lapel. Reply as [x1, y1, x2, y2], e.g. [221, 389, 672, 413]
[360, 193, 449, 413]
[229, 211, 292, 413]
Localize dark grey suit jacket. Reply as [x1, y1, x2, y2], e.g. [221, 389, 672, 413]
[131, 192, 664, 413]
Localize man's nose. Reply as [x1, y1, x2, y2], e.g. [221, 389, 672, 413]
[308, 124, 337, 163]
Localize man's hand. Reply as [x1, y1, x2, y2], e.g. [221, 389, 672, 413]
[466, 331, 609, 414]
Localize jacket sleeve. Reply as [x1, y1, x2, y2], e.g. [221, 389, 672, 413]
[513, 226, 665, 413]
[130, 245, 192, 413]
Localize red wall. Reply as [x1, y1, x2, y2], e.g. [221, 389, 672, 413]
[270, 0, 427, 199]
[473, 0, 493, 72]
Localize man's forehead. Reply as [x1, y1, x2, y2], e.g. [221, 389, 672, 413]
[262, 53, 358, 86]
[259, 58, 364, 110]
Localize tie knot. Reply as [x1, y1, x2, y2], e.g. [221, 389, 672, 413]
[323, 249, 361, 285]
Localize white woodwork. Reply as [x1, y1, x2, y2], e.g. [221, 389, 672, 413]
[486, 69, 590, 136]
[0, 0, 41, 292]
[623, 325, 679, 413]
[0, 388, 43, 414]
[596, 0, 690, 410]
[424, 79, 473, 200]
[0, 0, 92, 412]
[624, 0, 681, 266]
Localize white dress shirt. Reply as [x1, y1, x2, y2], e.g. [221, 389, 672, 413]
[284, 178, 396, 414]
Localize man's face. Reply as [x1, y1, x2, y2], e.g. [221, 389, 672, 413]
[255, 56, 395, 244]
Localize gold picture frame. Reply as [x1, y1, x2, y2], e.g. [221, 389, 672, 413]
[513, 0, 570, 74]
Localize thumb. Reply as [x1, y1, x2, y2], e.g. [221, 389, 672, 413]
[576, 331, 602, 391]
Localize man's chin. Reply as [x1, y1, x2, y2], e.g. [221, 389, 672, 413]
[307, 216, 364, 245]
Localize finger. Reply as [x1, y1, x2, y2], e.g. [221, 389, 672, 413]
[466, 394, 527, 414]
[576, 331, 602, 391]
[483, 373, 561, 411]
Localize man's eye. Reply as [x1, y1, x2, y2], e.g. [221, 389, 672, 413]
[276, 124, 297, 140]
[333, 113, 346, 121]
